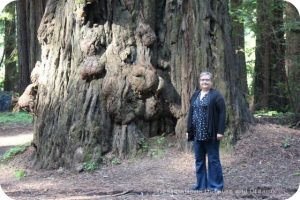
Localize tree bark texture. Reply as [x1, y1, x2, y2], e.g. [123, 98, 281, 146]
[230, 0, 248, 97]
[16, 0, 47, 93]
[285, 3, 300, 113]
[254, 0, 288, 111]
[3, 2, 17, 92]
[34, 0, 252, 169]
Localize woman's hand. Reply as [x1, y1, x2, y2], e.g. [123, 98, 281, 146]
[217, 134, 224, 141]
[186, 132, 194, 142]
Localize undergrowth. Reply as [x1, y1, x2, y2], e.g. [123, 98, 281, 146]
[254, 110, 295, 117]
[15, 169, 26, 180]
[0, 112, 32, 124]
[83, 161, 98, 172]
[138, 134, 167, 158]
[0, 145, 29, 162]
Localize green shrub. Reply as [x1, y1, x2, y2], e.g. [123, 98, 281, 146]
[15, 169, 26, 180]
[292, 171, 300, 176]
[83, 161, 98, 172]
[1, 145, 28, 161]
[282, 136, 292, 149]
[140, 138, 149, 153]
[138, 134, 167, 158]
[111, 157, 121, 165]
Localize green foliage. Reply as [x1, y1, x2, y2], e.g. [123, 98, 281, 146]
[83, 152, 93, 162]
[149, 148, 163, 157]
[1, 145, 28, 161]
[75, 0, 85, 4]
[0, 12, 14, 21]
[281, 136, 292, 149]
[230, 0, 257, 32]
[254, 110, 294, 117]
[138, 134, 167, 157]
[0, 2, 18, 91]
[139, 138, 150, 153]
[83, 161, 98, 172]
[0, 112, 33, 123]
[292, 171, 300, 176]
[111, 157, 121, 165]
[0, 2, 16, 54]
[15, 169, 26, 180]
[0, 78, 3, 90]
[283, 21, 300, 32]
[254, 110, 280, 117]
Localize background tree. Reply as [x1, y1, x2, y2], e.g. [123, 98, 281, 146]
[31, 0, 251, 169]
[285, 2, 300, 113]
[230, 0, 248, 97]
[254, 0, 288, 111]
[3, 2, 17, 92]
[16, 0, 47, 93]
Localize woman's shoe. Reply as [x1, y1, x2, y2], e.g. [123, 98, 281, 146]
[190, 186, 207, 192]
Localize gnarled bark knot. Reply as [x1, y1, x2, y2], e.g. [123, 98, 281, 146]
[15, 61, 41, 113]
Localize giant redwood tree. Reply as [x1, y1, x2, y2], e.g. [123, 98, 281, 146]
[254, 0, 288, 111]
[32, 0, 252, 169]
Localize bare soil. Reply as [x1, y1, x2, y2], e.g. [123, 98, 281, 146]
[0, 122, 299, 200]
[0, 123, 33, 156]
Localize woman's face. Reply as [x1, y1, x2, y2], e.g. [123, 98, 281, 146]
[199, 74, 212, 91]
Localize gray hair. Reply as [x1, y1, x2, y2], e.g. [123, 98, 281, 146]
[199, 71, 213, 80]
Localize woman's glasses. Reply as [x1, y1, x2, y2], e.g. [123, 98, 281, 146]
[200, 79, 211, 82]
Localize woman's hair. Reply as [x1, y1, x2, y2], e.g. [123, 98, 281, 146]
[199, 71, 213, 80]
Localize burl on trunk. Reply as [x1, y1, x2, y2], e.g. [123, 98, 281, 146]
[29, 0, 251, 169]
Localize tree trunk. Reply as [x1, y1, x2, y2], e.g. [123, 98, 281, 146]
[254, 0, 288, 111]
[3, 2, 17, 92]
[33, 0, 252, 169]
[285, 3, 300, 113]
[16, 0, 47, 93]
[230, 0, 248, 98]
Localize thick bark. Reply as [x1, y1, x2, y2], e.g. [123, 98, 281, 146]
[254, 0, 288, 111]
[16, 0, 47, 93]
[285, 3, 300, 113]
[230, 0, 248, 97]
[3, 2, 17, 92]
[33, 0, 252, 169]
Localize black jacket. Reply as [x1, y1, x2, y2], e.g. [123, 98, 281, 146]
[187, 89, 226, 141]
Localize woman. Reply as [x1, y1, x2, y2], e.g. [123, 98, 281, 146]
[187, 71, 226, 192]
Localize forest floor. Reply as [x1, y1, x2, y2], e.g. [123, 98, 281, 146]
[0, 122, 300, 200]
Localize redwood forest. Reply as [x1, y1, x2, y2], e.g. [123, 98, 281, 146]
[0, 0, 299, 199]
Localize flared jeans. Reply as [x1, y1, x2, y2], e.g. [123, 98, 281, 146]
[193, 140, 224, 191]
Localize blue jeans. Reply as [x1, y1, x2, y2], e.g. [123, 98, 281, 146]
[193, 140, 224, 190]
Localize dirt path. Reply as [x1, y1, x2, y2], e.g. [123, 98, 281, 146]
[0, 123, 33, 156]
[0, 123, 299, 200]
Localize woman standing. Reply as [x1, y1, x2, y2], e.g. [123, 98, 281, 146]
[187, 71, 226, 192]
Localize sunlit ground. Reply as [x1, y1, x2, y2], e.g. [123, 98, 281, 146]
[0, 133, 32, 147]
